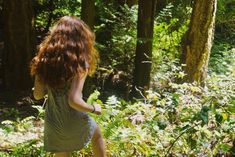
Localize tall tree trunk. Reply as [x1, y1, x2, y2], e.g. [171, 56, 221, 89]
[81, 0, 95, 30]
[81, 0, 96, 98]
[3, 0, 35, 90]
[131, 0, 157, 98]
[45, 0, 54, 32]
[116, 0, 137, 7]
[181, 0, 217, 85]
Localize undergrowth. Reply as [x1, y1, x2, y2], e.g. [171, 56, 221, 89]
[0, 64, 234, 156]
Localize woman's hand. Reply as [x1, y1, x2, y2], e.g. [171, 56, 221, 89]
[93, 103, 102, 115]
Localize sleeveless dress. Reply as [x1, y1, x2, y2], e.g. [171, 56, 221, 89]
[44, 84, 97, 152]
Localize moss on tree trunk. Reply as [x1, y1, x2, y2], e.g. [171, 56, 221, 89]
[181, 0, 217, 85]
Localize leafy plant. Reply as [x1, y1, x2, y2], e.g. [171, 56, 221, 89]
[95, 2, 137, 74]
[209, 43, 235, 74]
[216, 0, 235, 43]
[1, 70, 234, 156]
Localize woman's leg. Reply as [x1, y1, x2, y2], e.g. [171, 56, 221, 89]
[54, 152, 71, 157]
[92, 126, 106, 157]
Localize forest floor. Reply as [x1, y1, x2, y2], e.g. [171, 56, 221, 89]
[0, 91, 45, 155]
[0, 90, 40, 122]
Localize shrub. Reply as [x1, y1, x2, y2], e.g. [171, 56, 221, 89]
[0, 63, 234, 156]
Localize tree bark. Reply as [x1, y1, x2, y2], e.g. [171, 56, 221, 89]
[81, 0, 96, 98]
[104, 0, 136, 5]
[3, 0, 35, 90]
[45, 0, 54, 32]
[181, 0, 217, 85]
[116, 0, 137, 7]
[132, 0, 157, 98]
[81, 0, 95, 30]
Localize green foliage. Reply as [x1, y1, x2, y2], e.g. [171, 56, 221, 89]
[94, 68, 234, 156]
[0, 116, 45, 156]
[156, 2, 192, 25]
[216, 0, 235, 43]
[211, 0, 235, 80]
[34, 0, 81, 33]
[3, 108, 20, 119]
[209, 42, 235, 74]
[152, 2, 190, 77]
[0, 152, 9, 157]
[152, 19, 188, 70]
[1, 0, 234, 156]
[95, 3, 137, 73]
[11, 140, 45, 157]
[87, 90, 101, 105]
[0, 69, 234, 156]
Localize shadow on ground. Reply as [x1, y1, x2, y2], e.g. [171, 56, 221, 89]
[0, 90, 43, 122]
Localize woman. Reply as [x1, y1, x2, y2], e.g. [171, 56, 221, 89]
[30, 16, 106, 157]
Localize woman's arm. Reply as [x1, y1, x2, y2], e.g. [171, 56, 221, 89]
[68, 71, 101, 115]
[33, 75, 47, 100]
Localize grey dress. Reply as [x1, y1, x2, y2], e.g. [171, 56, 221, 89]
[44, 84, 97, 152]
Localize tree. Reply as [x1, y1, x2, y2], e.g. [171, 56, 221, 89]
[81, 0, 96, 98]
[103, 0, 137, 6]
[131, 0, 157, 98]
[116, 0, 137, 7]
[181, 0, 217, 85]
[3, 0, 35, 90]
[81, 0, 95, 30]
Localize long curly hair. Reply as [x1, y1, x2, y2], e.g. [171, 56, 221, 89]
[30, 16, 99, 88]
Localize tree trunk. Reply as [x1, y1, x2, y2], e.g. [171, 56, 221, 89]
[45, 0, 54, 32]
[131, 0, 157, 98]
[81, 0, 95, 30]
[181, 0, 217, 85]
[3, 0, 35, 90]
[81, 0, 96, 98]
[116, 0, 137, 7]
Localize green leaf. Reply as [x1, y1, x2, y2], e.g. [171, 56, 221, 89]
[157, 121, 167, 130]
[187, 136, 197, 149]
[172, 93, 180, 106]
[219, 143, 231, 152]
[1, 120, 14, 125]
[87, 90, 100, 105]
[199, 106, 210, 124]
[180, 124, 190, 131]
[228, 104, 235, 113]
[215, 113, 223, 124]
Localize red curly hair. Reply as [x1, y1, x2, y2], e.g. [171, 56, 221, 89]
[30, 16, 99, 88]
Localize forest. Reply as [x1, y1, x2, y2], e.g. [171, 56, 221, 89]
[0, 0, 235, 156]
